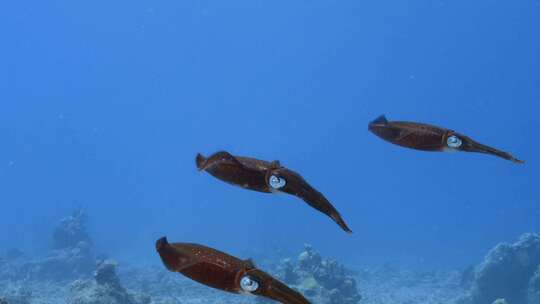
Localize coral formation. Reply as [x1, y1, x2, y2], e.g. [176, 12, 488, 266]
[0, 243, 466, 304]
[0, 211, 96, 284]
[272, 244, 362, 304]
[459, 233, 540, 304]
[4, 210, 535, 304]
[68, 259, 151, 304]
[23, 210, 96, 281]
[52, 209, 93, 250]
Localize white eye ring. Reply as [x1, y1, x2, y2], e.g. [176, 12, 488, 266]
[447, 135, 462, 148]
[269, 175, 286, 189]
[240, 275, 259, 292]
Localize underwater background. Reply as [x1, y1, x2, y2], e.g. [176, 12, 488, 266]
[1, 1, 539, 304]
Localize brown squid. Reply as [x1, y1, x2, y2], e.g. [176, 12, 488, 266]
[156, 237, 310, 304]
[195, 151, 352, 233]
[368, 115, 524, 164]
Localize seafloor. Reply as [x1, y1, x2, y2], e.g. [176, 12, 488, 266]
[1, 211, 539, 304]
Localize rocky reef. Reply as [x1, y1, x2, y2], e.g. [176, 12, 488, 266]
[68, 259, 151, 304]
[2, 210, 536, 304]
[457, 233, 540, 304]
[24, 209, 96, 281]
[266, 244, 362, 304]
[0, 210, 156, 304]
[52, 209, 93, 250]
[0, 211, 98, 303]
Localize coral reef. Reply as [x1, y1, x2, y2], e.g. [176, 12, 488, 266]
[272, 244, 362, 304]
[458, 233, 540, 304]
[23, 210, 96, 281]
[52, 209, 92, 250]
[67, 259, 151, 304]
[0, 211, 96, 283]
[0, 245, 467, 304]
[5, 210, 535, 304]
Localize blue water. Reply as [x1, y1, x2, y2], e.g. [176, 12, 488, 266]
[1, 1, 538, 270]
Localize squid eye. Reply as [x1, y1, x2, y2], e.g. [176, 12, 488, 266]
[240, 275, 259, 292]
[447, 135, 462, 148]
[269, 175, 286, 189]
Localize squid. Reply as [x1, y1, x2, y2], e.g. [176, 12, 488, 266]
[196, 151, 352, 233]
[368, 115, 523, 163]
[156, 237, 310, 304]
